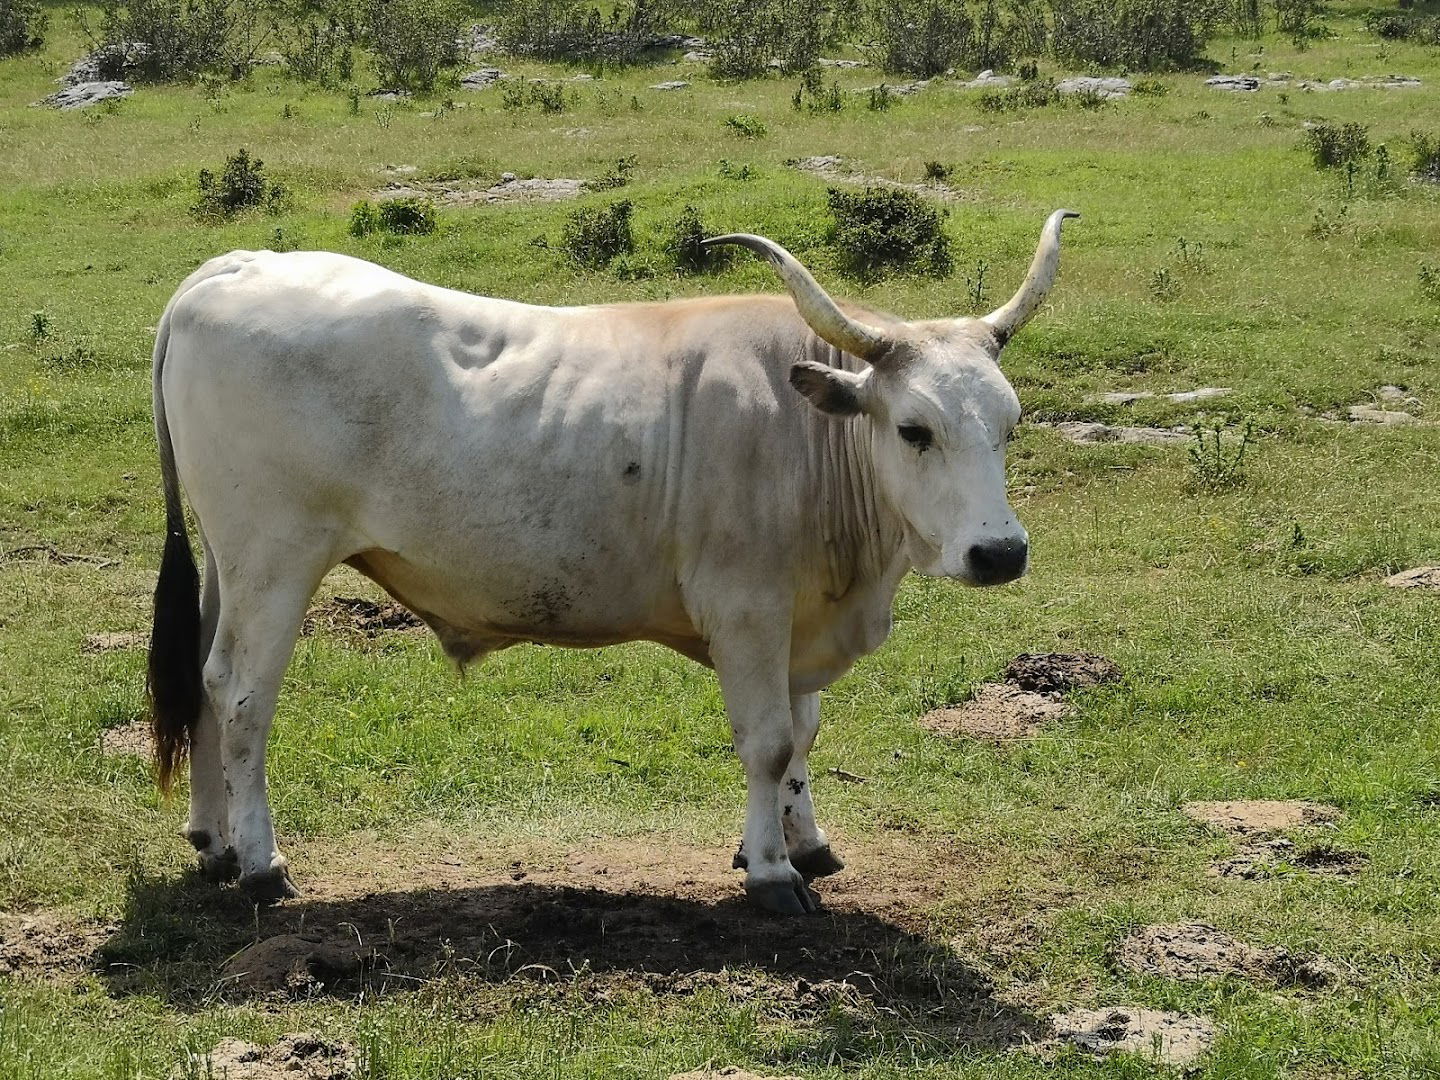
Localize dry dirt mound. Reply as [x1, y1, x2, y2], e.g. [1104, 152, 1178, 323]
[182, 1034, 356, 1080]
[1182, 800, 1340, 835]
[670, 1069, 801, 1080]
[1210, 838, 1368, 880]
[219, 935, 376, 995]
[1385, 567, 1440, 590]
[1116, 923, 1334, 986]
[1041, 1006, 1214, 1066]
[919, 685, 1071, 741]
[304, 596, 423, 638]
[0, 913, 114, 980]
[83, 630, 147, 653]
[1003, 652, 1121, 695]
[99, 718, 151, 758]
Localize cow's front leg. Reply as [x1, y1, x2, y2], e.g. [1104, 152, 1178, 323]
[781, 692, 845, 881]
[712, 624, 818, 916]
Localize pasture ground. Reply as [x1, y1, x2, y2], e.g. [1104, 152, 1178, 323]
[2, 4, 1440, 1077]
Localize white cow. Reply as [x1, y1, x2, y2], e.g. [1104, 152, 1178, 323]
[147, 211, 1077, 915]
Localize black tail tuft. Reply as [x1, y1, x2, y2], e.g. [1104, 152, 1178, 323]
[147, 522, 201, 793]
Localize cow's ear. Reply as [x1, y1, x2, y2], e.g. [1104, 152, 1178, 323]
[789, 361, 870, 417]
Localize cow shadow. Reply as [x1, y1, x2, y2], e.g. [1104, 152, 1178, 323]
[96, 869, 1040, 1052]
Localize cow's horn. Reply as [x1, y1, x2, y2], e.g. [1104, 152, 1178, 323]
[703, 233, 889, 362]
[982, 209, 1080, 346]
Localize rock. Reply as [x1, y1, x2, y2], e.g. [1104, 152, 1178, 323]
[1043, 1007, 1214, 1066]
[648, 80, 690, 91]
[859, 79, 929, 96]
[960, 69, 1014, 88]
[682, 50, 710, 62]
[39, 81, 133, 110]
[919, 684, 1072, 742]
[180, 1034, 357, 1080]
[369, 90, 411, 101]
[1056, 76, 1131, 99]
[790, 155, 844, 174]
[1003, 651, 1121, 695]
[62, 42, 149, 85]
[1206, 74, 1260, 92]
[818, 58, 864, 68]
[1347, 404, 1422, 425]
[218, 935, 372, 996]
[1182, 800, 1340, 834]
[459, 67, 505, 89]
[458, 24, 501, 54]
[1040, 421, 1190, 445]
[1098, 386, 1231, 405]
[1116, 923, 1335, 986]
[1384, 566, 1440, 590]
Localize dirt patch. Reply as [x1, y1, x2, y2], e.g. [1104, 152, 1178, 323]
[1003, 652, 1121, 695]
[376, 174, 584, 207]
[83, 630, 147, 653]
[1211, 838, 1368, 880]
[919, 685, 1071, 741]
[1, 543, 117, 568]
[181, 1034, 357, 1080]
[1182, 800, 1340, 835]
[1041, 1006, 1213, 1066]
[304, 596, 424, 638]
[1038, 421, 1190, 446]
[219, 935, 377, 995]
[0, 912, 115, 980]
[1385, 567, 1440, 590]
[1116, 923, 1334, 986]
[99, 718, 151, 758]
[670, 1070, 801, 1080]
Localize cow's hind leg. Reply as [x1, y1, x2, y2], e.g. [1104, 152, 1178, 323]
[185, 539, 238, 881]
[204, 546, 327, 901]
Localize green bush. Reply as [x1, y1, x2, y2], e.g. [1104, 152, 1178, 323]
[1048, 0, 1212, 71]
[502, 80, 568, 112]
[562, 200, 634, 268]
[724, 113, 767, 138]
[0, 0, 47, 55]
[663, 205, 730, 274]
[363, 0, 462, 92]
[826, 186, 952, 277]
[98, 0, 272, 80]
[498, 0, 666, 66]
[704, 0, 828, 78]
[282, 16, 354, 86]
[1410, 131, 1440, 184]
[1303, 122, 1370, 170]
[193, 149, 287, 219]
[586, 156, 636, 191]
[349, 197, 438, 236]
[871, 0, 1017, 77]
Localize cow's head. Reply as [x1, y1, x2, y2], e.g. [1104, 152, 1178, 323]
[706, 210, 1077, 586]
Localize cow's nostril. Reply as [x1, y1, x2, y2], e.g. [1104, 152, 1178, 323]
[967, 539, 1028, 585]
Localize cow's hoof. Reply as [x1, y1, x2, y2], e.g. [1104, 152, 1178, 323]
[198, 846, 240, 883]
[238, 866, 300, 904]
[791, 844, 845, 881]
[745, 879, 821, 916]
[732, 844, 747, 871]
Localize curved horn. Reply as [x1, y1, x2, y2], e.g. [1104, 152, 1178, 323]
[702, 233, 889, 362]
[983, 209, 1080, 346]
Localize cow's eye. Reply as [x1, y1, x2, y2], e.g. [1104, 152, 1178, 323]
[897, 424, 933, 450]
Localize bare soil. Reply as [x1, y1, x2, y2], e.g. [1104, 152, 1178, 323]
[1182, 800, 1341, 834]
[1385, 566, 1440, 590]
[919, 685, 1071, 741]
[1041, 1006, 1214, 1067]
[181, 1034, 356, 1080]
[1116, 922, 1334, 986]
[670, 1070, 801, 1080]
[1210, 838, 1369, 880]
[83, 630, 147, 653]
[0, 912, 117, 980]
[1002, 652, 1121, 695]
[98, 718, 151, 757]
[303, 596, 424, 638]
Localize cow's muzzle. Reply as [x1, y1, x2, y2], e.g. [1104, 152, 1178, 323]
[965, 537, 1029, 586]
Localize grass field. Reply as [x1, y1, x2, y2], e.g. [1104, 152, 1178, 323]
[3, 3, 1440, 1077]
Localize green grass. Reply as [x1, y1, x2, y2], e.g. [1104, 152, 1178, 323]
[3, 6, 1440, 1079]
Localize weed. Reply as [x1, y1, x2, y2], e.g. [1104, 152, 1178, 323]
[1149, 266, 1178, 300]
[586, 156, 636, 191]
[1410, 132, 1440, 184]
[561, 200, 634, 268]
[1420, 262, 1440, 303]
[663, 205, 730, 275]
[1187, 421, 1255, 492]
[827, 186, 952, 277]
[0, 0, 46, 54]
[281, 102, 296, 120]
[1132, 78, 1168, 96]
[1175, 236, 1207, 273]
[504, 81, 567, 112]
[793, 70, 844, 112]
[28, 311, 49, 340]
[268, 227, 300, 253]
[867, 83, 896, 111]
[42, 342, 103, 371]
[1307, 202, 1348, 239]
[977, 80, 1055, 112]
[718, 159, 758, 181]
[723, 113, 767, 138]
[1303, 122, 1370, 171]
[1018, 58, 1038, 80]
[192, 149, 287, 220]
[924, 161, 951, 181]
[964, 258, 989, 311]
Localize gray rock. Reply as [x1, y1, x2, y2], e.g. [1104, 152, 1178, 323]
[459, 67, 505, 89]
[1056, 75, 1131, 99]
[648, 80, 690, 91]
[62, 42, 149, 85]
[1206, 74, 1260, 92]
[1347, 404, 1422, 425]
[818, 58, 864, 68]
[458, 24, 501, 55]
[40, 81, 133, 110]
[1042, 421, 1190, 445]
[682, 50, 710, 62]
[960, 68, 1014, 89]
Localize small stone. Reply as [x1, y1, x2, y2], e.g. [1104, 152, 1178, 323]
[1384, 566, 1440, 590]
[1347, 404, 1421, 425]
[1056, 76, 1131, 99]
[459, 67, 505, 89]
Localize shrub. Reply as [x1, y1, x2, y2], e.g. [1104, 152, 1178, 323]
[502, 80, 567, 112]
[705, 0, 827, 79]
[498, 0, 666, 66]
[663, 206, 731, 274]
[793, 69, 844, 112]
[1303, 122, 1370, 170]
[282, 17, 354, 86]
[586, 155, 636, 190]
[363, 0, 463, 92]
[1410, 132, 1440, 183]
[1132, 77, 1168, 96]
[1048, 0, 1212, 71]
[562, 200, 634, 268]
[0, 0, 46, 55]
[193, 149, 287, 219]
[1363, 12, 1440, 45]
[724, 113, 767, 138]
[867, 83, 896, 110]
[977, 78, 1055, 111]
[1187, 421, 1255, 493]
[349, 197, 437, 236]
[97, 0, 273, 80]
[924, 160, 950, 180]
[826, 186, 952, 277]
[1274, 0, 1328, 48]
[717, 159, 758, 180]
[871, 0, 1012, 77]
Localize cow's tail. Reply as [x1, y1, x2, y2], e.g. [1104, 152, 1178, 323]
[148, 296, 202, 795]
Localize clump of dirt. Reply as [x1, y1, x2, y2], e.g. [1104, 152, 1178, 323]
[1385, 567, 1440, 590]
[1041, 1006, 1214, 1066]
[1116, 923, 1335, 986]
[1002, 652, 1121, 695]
[670, 1069, 801, 1080]
[304, 596, 423, 638]
[83, 630, 147, 653]
[1210, 838, 1368, 880]
[919, 685, 1071, 741]
[0, 913, 113, 980]
[218, 934, 375, 996]
[182, 1034, 357, 1080]
[1182, 800, 1340, 835]
[99, 718, 151, 758]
